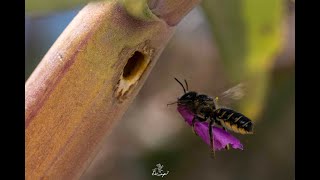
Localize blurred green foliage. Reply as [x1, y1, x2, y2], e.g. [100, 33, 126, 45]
[202, 0, 283, 79]
[25, 0, 91, 15]
[202, 0, 284, 120]
[26, 0, 154, 19]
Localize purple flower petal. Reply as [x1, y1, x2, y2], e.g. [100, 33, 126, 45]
[177, 105, 243, 151]
[177, 105, 194, 126]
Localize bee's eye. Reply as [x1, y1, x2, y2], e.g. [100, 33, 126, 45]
[180, 92, 197, 101]
[180, 93, 196, 100]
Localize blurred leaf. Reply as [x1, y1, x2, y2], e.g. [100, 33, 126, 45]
[25, 0, 93, 15]
[202, 0, 283, 79]
[26, 0, 156, 21]
[202, 0, 284, 119]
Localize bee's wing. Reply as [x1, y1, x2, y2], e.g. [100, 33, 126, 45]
[217, 83, 246, 107]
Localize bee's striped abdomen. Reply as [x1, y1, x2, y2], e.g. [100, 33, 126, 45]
[214, 108, 253, 134]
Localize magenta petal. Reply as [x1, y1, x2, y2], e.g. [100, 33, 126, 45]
[177, 105, 194, 126]
[177, 105, 243, 151]
[211, 126, 243, 150]
[194, 122, 243, 151]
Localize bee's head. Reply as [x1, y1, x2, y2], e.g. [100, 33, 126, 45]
[166, 78, 197, 106]
[177, 91, 198, 105]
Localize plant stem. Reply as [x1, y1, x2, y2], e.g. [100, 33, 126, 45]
[25, 0, 200, 179]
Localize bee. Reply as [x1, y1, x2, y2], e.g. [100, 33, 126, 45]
[170, 78, 253, 157]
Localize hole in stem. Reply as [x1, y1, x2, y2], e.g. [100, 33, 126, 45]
[115, 45, 153, 102]
[123, 51, 146, 80]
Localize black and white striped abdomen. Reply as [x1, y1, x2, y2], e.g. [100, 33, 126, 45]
[214, 108, 253, 134]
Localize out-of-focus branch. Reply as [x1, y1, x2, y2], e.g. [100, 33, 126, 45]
[148, 0, 201, 26]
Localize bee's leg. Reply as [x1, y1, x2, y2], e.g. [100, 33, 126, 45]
[191, 116, 198, 135]
[214, 120, 223, 129]
[215, 121, 230, 150]
[209, 119, 216, 159]
[220, 125, 229, 134]
[192, 115, 206, 136]
[225, 144, 230, 150]
[223, 126, 230, 150]
[214, 120, 229, 150]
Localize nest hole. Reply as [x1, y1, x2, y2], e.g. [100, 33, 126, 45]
[123, 51, 146, 80]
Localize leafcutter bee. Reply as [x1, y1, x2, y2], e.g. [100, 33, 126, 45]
[169, 78, 254, 157]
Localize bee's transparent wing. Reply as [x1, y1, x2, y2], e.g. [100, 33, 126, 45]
[221, 83, 245, 100]
[217, 83, 246, 107]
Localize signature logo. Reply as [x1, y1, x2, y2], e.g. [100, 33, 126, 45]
[152, 163, 169, 177]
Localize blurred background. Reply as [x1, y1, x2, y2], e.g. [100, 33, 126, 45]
[25, 0, 295, 179]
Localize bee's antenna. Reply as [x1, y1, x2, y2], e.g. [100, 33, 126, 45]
[174, 78, 186, 93]
[184, 79, 189, 91]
